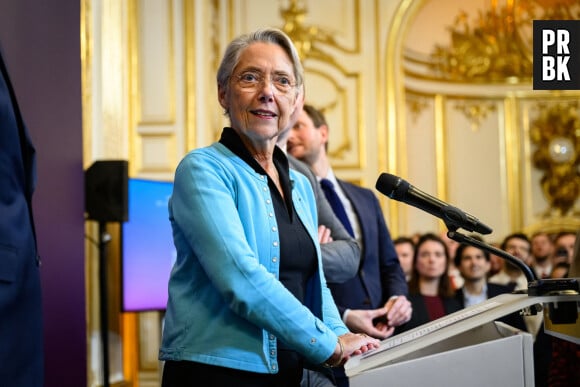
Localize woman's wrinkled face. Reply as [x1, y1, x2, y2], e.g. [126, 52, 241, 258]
[218, 42, 298, 144]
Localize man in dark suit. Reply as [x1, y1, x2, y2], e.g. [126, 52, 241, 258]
[289, 104, 411, 387]
[0, 47, 44, 385]
[453, 241, 527, 332]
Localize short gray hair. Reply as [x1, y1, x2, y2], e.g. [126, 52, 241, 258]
[216, 28, 304, 92]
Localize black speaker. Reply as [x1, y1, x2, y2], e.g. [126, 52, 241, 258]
[85, 160, 129, 222]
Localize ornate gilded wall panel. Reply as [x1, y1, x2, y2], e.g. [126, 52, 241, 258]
[444, 96, 509, 240]
[218, 0, 382, 186]
[519, 95, 580, 234]
[403, 91, 439, 234]
[131, 0, 185, 179]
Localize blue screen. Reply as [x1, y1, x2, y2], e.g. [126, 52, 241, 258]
[122, 178, 175, 312]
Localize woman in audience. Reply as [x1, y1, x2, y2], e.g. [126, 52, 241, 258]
[395, 233, 462, 333]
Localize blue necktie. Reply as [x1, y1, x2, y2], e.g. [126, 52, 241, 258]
[319, 178, 354, 237]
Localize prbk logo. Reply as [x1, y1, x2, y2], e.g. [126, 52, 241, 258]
[533, 20, 580, 90]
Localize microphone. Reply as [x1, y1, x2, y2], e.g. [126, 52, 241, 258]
[375, 173, 493, 235]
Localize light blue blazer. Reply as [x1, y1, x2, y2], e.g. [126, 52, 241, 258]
[159, 142, 348, 374]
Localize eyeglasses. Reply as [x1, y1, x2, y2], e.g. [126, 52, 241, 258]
[233, 71, 297, 94]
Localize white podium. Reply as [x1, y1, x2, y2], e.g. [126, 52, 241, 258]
[345, 293, 580, 387]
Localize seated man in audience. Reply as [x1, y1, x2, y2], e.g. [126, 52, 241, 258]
[553, 231, 577, 265]
[453, 239, 526, 332]
[489, 232, 541, 338]
[488, 232, 532, 291]
[530, 231, 554, 279]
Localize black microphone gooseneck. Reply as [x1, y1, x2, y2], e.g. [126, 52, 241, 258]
[375, 173, 493, 235]
[446, 230, 537, 283]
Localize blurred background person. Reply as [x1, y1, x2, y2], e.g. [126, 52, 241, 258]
[552, 231, 577, 265]
[395, 233, 462, 334]
[536, 241, 576, 387]
[546, 237, 579, 387]
[487, 241, 505, 279]
[453, 240, 527, 332]
[550, 261, 570, 279]
[439, 230, 463, 291]
[394, 236, 415, 283]
[488, 232, 532, 292]
[530, 231, 554, 279]
[488, 232, 541, 339]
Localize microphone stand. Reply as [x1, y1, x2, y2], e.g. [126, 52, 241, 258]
[447, 230, 536, 283]
[98, 221, 111, 387]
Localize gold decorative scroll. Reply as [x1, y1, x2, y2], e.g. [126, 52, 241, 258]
[430, 0, 580, 83]
[530, 100, 580, 216]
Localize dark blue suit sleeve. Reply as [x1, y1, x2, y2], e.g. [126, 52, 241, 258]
[370, 191, 409, 298]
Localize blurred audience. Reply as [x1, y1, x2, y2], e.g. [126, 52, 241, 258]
[530, 231, 555, 279]
[394, 236, 415, 282]
[553, 231, 576, 265]
[536, 238, 577, 387]
[550, 261, 571, 279]
[488, 241, 505, 278]
[453, 239, 527, 332]
[488, 232, 532, 292]
[395, 233, 462, 333]
[488, 232, 542, 339]
[439, 231, 463, 291]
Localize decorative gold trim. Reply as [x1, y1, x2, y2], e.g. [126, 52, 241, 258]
[128, 0, 139, 176]
[305, 68, 361, 168]
[523, 217, 580, 235]
[211, 0, 221, 72]
[384, 0, 422, 237]
[453, 100, 497, 132]
[374, 0, 387, 179]
[280, 0, 361, 60]
[406, 93, 429, 124]
[504, 95, 522, 231]
[529, 100, 580, 216]
[81, 0, 93, 168]
[429, 2, 533, 83]
[372, 0, 394, 191]
[434, 94, 447, 208]
[184, 0, 196, 153]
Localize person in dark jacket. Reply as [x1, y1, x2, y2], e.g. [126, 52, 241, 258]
[288, 104, 411, 387]
[453, 239, 527, 332]
[0, 46, 43, 386]
[396, 233, 462, 333]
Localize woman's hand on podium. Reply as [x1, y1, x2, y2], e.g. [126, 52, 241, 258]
[324, 333, 380, 367]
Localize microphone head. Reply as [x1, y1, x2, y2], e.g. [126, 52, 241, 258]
[375, 173, 410, 201]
